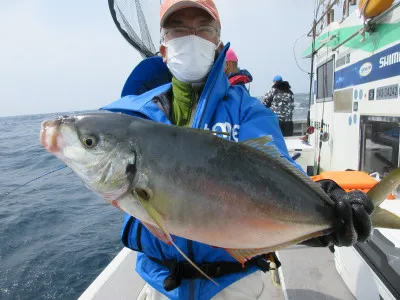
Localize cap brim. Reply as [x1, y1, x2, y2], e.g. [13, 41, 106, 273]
[160, 1, 217, 27]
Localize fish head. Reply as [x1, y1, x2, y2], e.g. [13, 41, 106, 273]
[40, 112, 136, 202]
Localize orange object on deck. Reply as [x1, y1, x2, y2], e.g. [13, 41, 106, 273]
[311, 171, 395, 199]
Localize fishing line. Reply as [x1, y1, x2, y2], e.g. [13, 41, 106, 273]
[293, 33, 311, 75]
[0, 165, 68, 200]
[316, 30, 331, 175]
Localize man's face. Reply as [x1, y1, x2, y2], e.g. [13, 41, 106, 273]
[160, 7, 221, 62]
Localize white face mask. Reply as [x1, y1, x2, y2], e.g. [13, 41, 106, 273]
[165, 35, 219, 83]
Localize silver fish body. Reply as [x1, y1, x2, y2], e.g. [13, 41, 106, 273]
[40, 113, 334, 250]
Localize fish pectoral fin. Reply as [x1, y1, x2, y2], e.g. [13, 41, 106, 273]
[141, 221, 172, 245]
[133, 190, 218, 286]
[372, 207, 400, 229]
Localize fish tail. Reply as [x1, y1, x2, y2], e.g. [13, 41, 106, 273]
[367, 168, 400, 229]
[367, 168, 400, 207]
[371, 207, 400, 229]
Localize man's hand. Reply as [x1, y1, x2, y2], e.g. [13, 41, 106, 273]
[302, 179, 375, 247]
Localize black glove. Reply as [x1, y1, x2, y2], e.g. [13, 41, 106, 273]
[301, 179, 375, 247]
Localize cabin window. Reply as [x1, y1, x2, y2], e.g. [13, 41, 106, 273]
[360, 116, 400, 178]
[316, 59, 334, 102]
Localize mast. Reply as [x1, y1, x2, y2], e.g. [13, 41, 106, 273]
[307, 20, 316, 127]
[307, 0, 339, 126]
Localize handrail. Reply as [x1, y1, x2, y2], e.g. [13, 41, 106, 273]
[307, 0, 340, 37]
[331, 1, 400, 51]
[331, 28, 364, 51]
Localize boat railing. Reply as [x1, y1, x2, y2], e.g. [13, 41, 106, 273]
[293, 119, 308, 136]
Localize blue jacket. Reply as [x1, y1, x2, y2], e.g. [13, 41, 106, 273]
[101, 44, 302, 300]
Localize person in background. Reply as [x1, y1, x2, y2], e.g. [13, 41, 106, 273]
[102, 0, 375, 299]
[262, 75, 295, 137]
[224, 48, 253, 90]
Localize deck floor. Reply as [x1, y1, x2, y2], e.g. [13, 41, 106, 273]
[128, 245, 355, 300]
[277, 245, 354, 300]
[79, 246, 355, 300]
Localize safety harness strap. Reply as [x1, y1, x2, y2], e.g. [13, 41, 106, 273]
[148, 252, 281, 292]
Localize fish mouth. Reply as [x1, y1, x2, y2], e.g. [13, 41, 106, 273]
[40, 120, 60, 153]
[40, 115, 77, 153]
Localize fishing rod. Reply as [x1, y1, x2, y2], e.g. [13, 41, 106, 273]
[316, 22, 332, 175]
[0, 165, 68, 200]
[306, 0, 323, 127]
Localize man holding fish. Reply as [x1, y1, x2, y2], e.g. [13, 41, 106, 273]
[40, 0, 400, 299]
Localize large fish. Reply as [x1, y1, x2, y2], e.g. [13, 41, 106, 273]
[40, 112, 400, 276]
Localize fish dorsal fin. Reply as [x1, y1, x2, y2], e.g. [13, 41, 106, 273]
[133, 189, 218, 285]
[209, 130, 230, 137]
[241, 136, 334, 205]
[193, 128, 230, 137]
[241, 136, 280, 157]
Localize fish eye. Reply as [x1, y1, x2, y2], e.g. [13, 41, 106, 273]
[81, 136, 97, 148]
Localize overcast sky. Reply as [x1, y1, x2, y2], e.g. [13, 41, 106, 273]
[0, 0, 315, 117]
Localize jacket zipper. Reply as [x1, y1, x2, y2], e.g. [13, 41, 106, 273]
[193, 73, 220, 129]
[189, 90, 199, 127]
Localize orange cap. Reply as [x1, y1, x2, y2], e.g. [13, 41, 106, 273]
[160, 0, 221, 28]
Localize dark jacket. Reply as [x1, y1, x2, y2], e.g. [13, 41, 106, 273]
[262, 81, 294, 122]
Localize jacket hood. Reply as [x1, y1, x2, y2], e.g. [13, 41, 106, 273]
[273, 81, 292, 93]
[103, 43, 232, 129]
[228, 69, 253, 83]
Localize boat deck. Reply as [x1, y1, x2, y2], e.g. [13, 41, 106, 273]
[278, 246, 354, 300]
[79, 245, 354, 300]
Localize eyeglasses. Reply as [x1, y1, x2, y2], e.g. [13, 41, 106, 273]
[161, 25, 220, 43]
